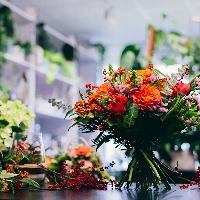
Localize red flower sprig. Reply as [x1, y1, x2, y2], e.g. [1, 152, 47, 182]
[48, 161, 115, 190]
[180, 166, 200, 189]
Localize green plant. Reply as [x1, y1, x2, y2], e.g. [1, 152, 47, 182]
[44, 50, 77, 84]
[120, 44, 143, 70]
[0, 6, 14, 38]
[153, 14, 200, 73]
[36, 23, 52, 50]
[0, 100, 35, 151]
[15, 40, 32, 56]
[62, 43, 74, 61]
[0, 166, 40, 193]
[0, 6, 14, 68]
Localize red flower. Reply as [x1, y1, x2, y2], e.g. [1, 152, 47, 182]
[176, 82, 190, 95]
[108, 94, 128, 115]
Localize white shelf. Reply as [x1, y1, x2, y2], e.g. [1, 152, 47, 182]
[0, 0, 36, 22]
[35, 109, 68, 120]
[3, 53, 77, 85]
[36, 67, 77, 85]
[3, 53, 33, 69]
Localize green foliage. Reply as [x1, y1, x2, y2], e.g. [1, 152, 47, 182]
[93, 43, 106, 63]
[0, 6, 14, 38]
[44, 50, 77, 84]
[62, 43, 74, 61]
[123, 103, 138, 128]
[0, 100, 35, 151]
[36, 23, 52, 50]
[120, 44, 142, 70]
[153, 14, 200, 73]
[15, 41, 32, 56]
[0, 6, 15, 69]
[0, 171, 18, 179]
[21, 178, 40, 189]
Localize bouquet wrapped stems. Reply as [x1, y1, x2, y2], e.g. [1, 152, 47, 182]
[119, 148, 180, 191]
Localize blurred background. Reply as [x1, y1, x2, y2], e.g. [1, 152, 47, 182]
[0, 0, 200, 179]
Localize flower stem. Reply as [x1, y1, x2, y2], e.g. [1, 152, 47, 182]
[128, 158, 136, 182]
[118, 157, 135, 189]
[140, 150, 161, 181]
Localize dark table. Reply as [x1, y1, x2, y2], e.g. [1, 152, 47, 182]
[0, 186, 200, 200]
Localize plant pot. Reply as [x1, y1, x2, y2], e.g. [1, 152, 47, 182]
[17, 164, 45, 183]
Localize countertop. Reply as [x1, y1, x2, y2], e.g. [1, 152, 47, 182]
[0, 186, 200, 200]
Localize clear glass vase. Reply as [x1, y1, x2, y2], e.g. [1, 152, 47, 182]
[18, 124, 45, 183]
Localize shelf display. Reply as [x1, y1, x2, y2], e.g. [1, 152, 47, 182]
[0, 3, 81, 153]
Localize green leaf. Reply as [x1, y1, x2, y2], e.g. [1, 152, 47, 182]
[11, 126, 23, 133]
[21, 178, 40, 188]
[120, 45, 141, 70]
[124, 103, 139, 128]
[0, 171, 18, 179]
[0, 119, 9, 128]
[65, 108, 75, 119]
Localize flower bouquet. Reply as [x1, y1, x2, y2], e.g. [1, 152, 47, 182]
[50, 64, 200, 191]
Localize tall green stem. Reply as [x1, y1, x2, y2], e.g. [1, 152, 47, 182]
[140, 150, 161, 182]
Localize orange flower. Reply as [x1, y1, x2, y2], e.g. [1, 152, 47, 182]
[70, 145, 93, 157]
[75, 100, 103, 115]
[117, 67, 126, 75]
[2, 186, 9, 193]
[135, 69, 153, 83]
[133, 84, 162, 110]
[19, 170, 29, 178]
[75, 83, 112, 115]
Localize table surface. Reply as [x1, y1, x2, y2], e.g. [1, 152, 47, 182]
[0, 186, 200, 200]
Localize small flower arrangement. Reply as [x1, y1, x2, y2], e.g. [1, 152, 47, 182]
[0, 164, 39, 193]
[48, 145, 110, 181]
[3, 141, 44, 165]
[50, 64, 200, 191]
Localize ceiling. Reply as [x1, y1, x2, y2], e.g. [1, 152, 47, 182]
[11, 0, 200, 46]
